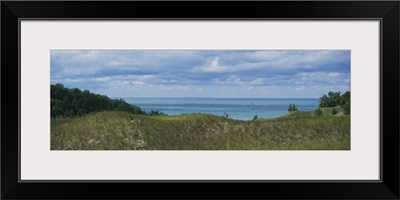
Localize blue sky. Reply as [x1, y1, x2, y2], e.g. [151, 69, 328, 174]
[51, 50, 350, 98]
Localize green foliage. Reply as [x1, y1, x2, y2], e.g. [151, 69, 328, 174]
[319, 91, 350, 115]
[252, 115, 258, 121]
[331, 108, 338, 115]
[319, 91, 342, 107]
[288, 103, 298, 112]
[319, 91, 350, 108]
[51, 83, 147, 118]
[148, 110, 168, 116]
[339, 91, 350, 107]
[343, 101, 350, 115]
[314, 108, 323, 117]
[341, 91, 351, 115]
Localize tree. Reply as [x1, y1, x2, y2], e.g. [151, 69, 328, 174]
[288, 103, 298, 112]
[319, 91, 342, 107]
[340, 91, 350, 115]
[252, 115, 258, 121]
[343, 101, 350, 115]
[318, 91, 350, 115]
[339, 91, 350, 107]
[148, 110, 168, 116]
[50, 83, 149, 118]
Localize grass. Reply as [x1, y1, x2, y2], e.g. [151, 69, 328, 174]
[51, 109, 350, 150]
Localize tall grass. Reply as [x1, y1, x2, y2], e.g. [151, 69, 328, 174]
[51, 111, 350, 150]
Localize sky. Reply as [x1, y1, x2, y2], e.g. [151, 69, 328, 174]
[50, 50, 350, 98]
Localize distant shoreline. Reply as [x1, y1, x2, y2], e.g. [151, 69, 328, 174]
[121, 97, 320, 120]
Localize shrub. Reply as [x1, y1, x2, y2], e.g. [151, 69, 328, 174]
[288, 103, 298, 112]
[148, 110, 168, 116]
[343, 102, 350, 115]
[331, 108, 338, 115]
[252, 115, 258, 121]
[314, 108, 323, 117]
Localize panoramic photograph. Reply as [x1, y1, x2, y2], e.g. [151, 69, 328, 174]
[50, 50, 350, 150]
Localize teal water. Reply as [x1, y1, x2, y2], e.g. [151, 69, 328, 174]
[122, 98, 319, 120]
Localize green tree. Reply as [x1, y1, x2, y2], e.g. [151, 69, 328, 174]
[148, 110, 168, 116]
[339, 91, 350, 115]
[50, 83, 149, 118]
[339, 91, 350, 107]
[343, 101, 350, 115]
[319, 91, 342, 107]
[288, 103, 298, 112]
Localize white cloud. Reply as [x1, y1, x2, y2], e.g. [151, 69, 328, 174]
[250, 78, 265, 85]
[213, 75, 243, 85]
[95, 77, 111, 82]
[65, 78, 83, 83]
[131, 81, 145, 85]
[227, 75, 242, 85]
[327, 72, 340, 77]
[195, 57, 228, 72]
[295, 86, 306, 91]
[161, 80, 177, 83]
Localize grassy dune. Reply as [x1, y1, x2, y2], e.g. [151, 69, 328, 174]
[51, 110, 350, 150]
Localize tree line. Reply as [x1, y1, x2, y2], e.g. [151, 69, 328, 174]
[51, 84, 166, 118]
[319, 91, 350, 115]
[288, 91, 350, 115]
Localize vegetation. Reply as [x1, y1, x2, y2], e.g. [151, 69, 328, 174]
[340, 91, 351, 115]
[147, 110, 168, 116]
[51, 110, 350, 150]
[288, 103, 298, 112]
[252, 115, 258, 121]
[282, 106, 344, 118]
[343, 102, 350, 115]
[319, 91, 350, 115]
[50, 87, 350, 150]
[51, 84, 166, 118]
[319, 91, 341, 107]
[314, 108, 323, 117]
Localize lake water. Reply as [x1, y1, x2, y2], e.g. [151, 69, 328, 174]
[122, 98, 319, 120]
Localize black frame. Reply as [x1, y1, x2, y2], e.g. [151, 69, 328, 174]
[2, 1, 399, 199]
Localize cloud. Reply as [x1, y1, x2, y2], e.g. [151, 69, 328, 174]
[249, 78, 265, 85]
[295, 86, 306, 91]
[327, 72, 340, 77]
[194, 57, 228, 72]
[131, 81, 145, 85]
[213, 75, 243, 85]
[51, 50, 350, 98]
[95, 77, 111, 82]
